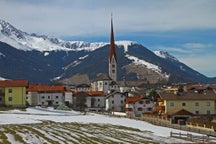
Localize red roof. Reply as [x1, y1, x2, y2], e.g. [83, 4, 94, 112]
[0, 80, 28, 87]
[27, 84, 65, 92]
[126, 96, 144, 104]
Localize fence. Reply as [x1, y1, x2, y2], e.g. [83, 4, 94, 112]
[170, 131, 216, 142]
[141, 115, 216, 137]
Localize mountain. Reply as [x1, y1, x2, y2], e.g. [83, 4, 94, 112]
[0, 19, 215, 84]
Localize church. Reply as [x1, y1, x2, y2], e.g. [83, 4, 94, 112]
[91, 16, 123, 94]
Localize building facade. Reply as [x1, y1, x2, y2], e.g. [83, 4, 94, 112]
[0, 80, 28, 107]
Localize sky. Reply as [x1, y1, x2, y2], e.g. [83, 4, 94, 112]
[0, 0, 216, 77]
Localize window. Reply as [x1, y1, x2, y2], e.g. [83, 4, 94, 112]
[182, 103, 186, 106]
[98, 99, 100, 102]
[56, 96, 59, 99]
[139, 101, 143, 104]
[206, 102, 210, 106]
[138, 107, 142, 111]
[8, 89, 12, 93]
[0, 97, 2, 101]
[56, 102, 59, 105]
[195, 111, 199, 115]
[112, 64, 115, 68]
[145, 100, 150, 104]
[147, 107, 152, 111]
[48, 96, 50, 99]
[104, 82, 107, 85]
[121, 100, 123, 104]
[207, 110, 211, 115]
[112, 100, 114, 104]
[195, 102, 199, 106]
[98, 104, 100, 107]
[170, 102, 174, 107]
[112, 70, 115, 73]
[8, 97, 12, 101]
[42, 96, 45, 99]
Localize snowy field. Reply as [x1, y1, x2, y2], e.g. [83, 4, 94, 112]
[0, 107, 198, 143]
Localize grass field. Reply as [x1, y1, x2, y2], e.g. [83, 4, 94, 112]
[0, 121, 158, 144]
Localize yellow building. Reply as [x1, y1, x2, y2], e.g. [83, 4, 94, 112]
[0, 80, 28, 107]
[160, 90, 216, 115]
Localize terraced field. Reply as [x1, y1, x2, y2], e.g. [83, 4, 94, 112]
[0, 121, 158, 144]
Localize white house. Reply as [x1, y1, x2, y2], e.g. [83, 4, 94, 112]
[26, 84, 67, 106]
[126, 96, 154, 117]
[105, 91, 127, 112]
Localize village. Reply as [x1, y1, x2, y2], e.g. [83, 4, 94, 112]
[1, 17, 216, 142]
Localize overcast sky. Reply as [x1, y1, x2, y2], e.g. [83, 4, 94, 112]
[0, 0, 216, 77]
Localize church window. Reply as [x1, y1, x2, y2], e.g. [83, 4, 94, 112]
[112, 64, 115, 68]
[112, 70, 115, 73]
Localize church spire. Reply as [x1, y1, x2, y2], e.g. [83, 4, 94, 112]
[109, 14, 117, 62]
[109, 14, 117, 82]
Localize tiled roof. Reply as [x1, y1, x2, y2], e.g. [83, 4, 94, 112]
[0, 80, 28, 87]
[126, 96, 144, 104]
[160, 90, 216, 100]
[27, 84, 65, 92]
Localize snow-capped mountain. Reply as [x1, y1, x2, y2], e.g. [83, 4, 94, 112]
[0, 19, 215, 83]
[154, 51, 179, 62]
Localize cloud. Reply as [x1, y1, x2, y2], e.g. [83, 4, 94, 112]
[179, 54, 216, 77]
[0, 0, 216, 37]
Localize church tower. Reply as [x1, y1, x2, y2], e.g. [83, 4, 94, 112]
[109, 15, 117, 82]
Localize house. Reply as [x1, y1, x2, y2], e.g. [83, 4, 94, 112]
[0, 80, 28, 107]
[105, 91, 126, 112]
[126, 96, 154, 117]
[26, 84, 69, 107]
[73, 91, 105, 112]
[159, 89, 216, 115]
[85, 91, 105, 112]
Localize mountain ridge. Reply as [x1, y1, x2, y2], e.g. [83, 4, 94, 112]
[0, 19, 215, 84]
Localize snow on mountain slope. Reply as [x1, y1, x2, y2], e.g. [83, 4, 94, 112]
[154, 50, 179, 62]
[125, 54, 162, 73]
[0, 19, 107, 52]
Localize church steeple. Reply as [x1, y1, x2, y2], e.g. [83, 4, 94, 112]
[109, 14, 117, 62]
[109, 14, 117, 82]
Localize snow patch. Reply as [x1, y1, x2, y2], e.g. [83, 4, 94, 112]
[125, 54, 161, 73]
[44, 52, 49, 56]
[79, 54, 88, 60]
[180, 65, 186, 71]
[154, 51, 179, 62]
[116, 41, 134, 52]
[0, 52, 6, 58]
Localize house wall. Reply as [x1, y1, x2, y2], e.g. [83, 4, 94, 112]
[165, 100, 216, 115]
[97, 80, 111, 93]
[134, 99, 154, 116]
[65, 92, 73, 105]
[5, 87, 26, 107]
[26, 92, 38, 106]
[0, 88, 5, 105]
[37, 92, 64, 106]
[106, 93, 125, 112]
